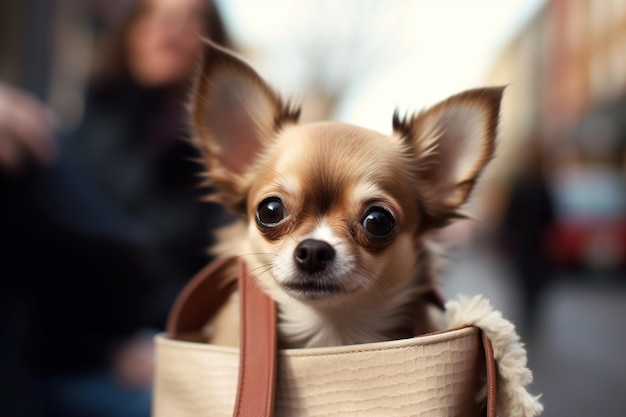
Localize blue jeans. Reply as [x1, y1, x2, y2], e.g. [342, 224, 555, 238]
[39, 372, 151, 417]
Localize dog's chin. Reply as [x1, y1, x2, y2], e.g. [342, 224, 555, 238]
[278, 273, 358, 304]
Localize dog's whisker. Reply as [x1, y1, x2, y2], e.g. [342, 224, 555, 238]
[353, 266, 392, 300]
[237, 252, 280, 258]
[248, 263, 273, 277]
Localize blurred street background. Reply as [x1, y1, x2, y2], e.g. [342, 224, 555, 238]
[1, 1, 625, 416]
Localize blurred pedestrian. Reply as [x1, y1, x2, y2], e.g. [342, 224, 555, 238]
[0, 1, 233, 416]
[500, 137, 555, 337]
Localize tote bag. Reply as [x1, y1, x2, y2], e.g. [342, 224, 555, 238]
[153, 257, 498, 417]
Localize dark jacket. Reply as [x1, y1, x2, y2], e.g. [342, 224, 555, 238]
[0, 78, 230, 373]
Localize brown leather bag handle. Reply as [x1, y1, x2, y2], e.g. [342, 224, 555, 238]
[233, 260, 277, 417]
[166, 256, 238, 336]
[166, 258, 497, 417]
[167, 258, 277, 417]
[483, 332, 498, 417]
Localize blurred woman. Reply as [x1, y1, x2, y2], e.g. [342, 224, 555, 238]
[0, 1, 232, 416]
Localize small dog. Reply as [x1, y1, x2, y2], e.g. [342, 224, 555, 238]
[190, 41, 503, 349]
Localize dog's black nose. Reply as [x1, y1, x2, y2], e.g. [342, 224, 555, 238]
[294, 239, 335, 273]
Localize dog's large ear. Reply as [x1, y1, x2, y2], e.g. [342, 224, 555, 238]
[190, 40, 300, 212]
[394, 87, 504, 227]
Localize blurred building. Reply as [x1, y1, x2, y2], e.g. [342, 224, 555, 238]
[487, 0, 626, 176]
[0, 0, 54, 98]
[0, 0, 128, 130]
[486, 7, 548, 181]
[486, 0, 626, 272]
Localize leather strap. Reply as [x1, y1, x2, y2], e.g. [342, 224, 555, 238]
[233, 259, 277, 417]
[483, 332, 497, 417]
[167, 256, 238, 336]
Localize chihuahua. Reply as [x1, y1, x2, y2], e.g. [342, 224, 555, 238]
[190, 41, 503, 349]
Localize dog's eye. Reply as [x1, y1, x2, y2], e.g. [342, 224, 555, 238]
[362, 207, 395, 237]
[257, 197, 286, 226]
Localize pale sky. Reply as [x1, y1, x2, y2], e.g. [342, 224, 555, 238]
[215, 0, 546, 133]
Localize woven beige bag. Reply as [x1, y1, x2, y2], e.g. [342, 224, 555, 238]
[153, 258, 502, 417]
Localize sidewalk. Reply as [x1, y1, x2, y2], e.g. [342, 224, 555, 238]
[443, 246, 626, 417]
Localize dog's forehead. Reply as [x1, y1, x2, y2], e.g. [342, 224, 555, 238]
[262, 122, 413, 210]
[272, 122, 398, 178]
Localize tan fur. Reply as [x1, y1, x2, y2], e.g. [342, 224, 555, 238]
[190, 41, 504, 349]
